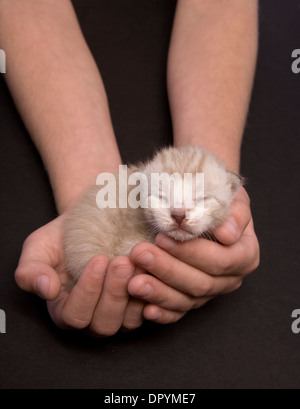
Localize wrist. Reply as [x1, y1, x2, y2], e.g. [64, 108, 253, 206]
[174, 135, 241, 173]
[52, 150, 122, 214]
[44, 128, 122, 213]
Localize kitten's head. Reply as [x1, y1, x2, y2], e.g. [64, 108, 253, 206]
[139, 145, 242, 241]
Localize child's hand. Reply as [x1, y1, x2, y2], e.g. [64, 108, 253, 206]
[15, 215, 145, 336]
[128, 187, 260, 323]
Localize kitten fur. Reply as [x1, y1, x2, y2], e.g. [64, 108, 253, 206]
[63, 145, 242, 283]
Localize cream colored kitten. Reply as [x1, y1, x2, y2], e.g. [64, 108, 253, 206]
[63, 145, 242, 283]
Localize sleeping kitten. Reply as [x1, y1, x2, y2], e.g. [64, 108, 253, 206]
[63, 145, 242, 283]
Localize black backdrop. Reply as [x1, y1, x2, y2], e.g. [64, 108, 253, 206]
[1, 0, 300, 389]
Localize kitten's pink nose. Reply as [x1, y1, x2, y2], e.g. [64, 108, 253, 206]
[171, 210, 186, 225]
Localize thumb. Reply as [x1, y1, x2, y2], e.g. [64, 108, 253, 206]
[213, 187, 251, 246]
[15, 259, 61, 300]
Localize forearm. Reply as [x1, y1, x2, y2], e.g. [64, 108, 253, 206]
[0, 0, 121, 213]
[167, 0, 258, 172]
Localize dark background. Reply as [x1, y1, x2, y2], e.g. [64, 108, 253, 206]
[1, 0, 300, 389]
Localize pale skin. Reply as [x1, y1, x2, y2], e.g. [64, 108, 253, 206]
[0, 0, 260, 336]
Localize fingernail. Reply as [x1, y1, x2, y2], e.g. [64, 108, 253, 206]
[113, 265, 134, 280]
[155, 233, 176, 251]
[137, 283, 152, 298]
[36, 275, 49, 299]
[224, 217, 239, 239]
[133, 251, 154, 267]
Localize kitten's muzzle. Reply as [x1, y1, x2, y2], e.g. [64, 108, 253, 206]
[171, 209, 186, 226]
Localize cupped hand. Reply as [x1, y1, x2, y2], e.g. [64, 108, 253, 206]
[128, 187, 260, 323]
[15, 215, 145, 336]
[15, 186, 260, 333]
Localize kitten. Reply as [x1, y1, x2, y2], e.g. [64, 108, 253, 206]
[63, 145, 242, 283]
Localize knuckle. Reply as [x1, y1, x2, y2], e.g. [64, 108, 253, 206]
[22, 233, 34, 248]
[22, 231, 40, 252]
[244, 239, 260, 276]
[238, 200, 252, 223]
[109, 285, 128, 301]
[123, 319, 143, 331]
[110, 258, 135, 282]
[239, 186, 251, 205]
[14, 266, 25, 285]
[250, 245, 260, 272]
[167, 311, 186, 324]
[232, 278, 243, 292]
[110, 255, 131, 268]
[61, 312, 90, 330]
[93, 323, 120, 337]
[190, 279, 212, 297]
[80, 286, 100, 301]
[157, 261, 174, 282]
[14, 234, 40, 288]
[79, 275, 106, 296]
[219, 278, 243, 296]
[249, 254, 260, 275]
[243, 190, 251, 206]
[253, 253, 260, 270]
[177, 299, 194, 313]
[211, 258, 228, 276]
[253, 241, 261, 269]
[192, 297, 211, 309]
[14, 264, 32, 290]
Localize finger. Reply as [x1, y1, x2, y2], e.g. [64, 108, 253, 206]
[15, 258, 61, 300]
[128, 273, 202, 312]
[130, 243, 243, 297]
[143, 304, 187, 324]
[238, 219, 260, 274]
[49, 255, 110, 330]
[155, 222, 257, 277]
[89, 256, 135, 336]
[14, 224, 63, 300]
[121, 298, 145, 331]
[213, 187, 251, 245]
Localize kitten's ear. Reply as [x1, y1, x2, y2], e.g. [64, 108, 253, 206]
[227, 172, 244, 195]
